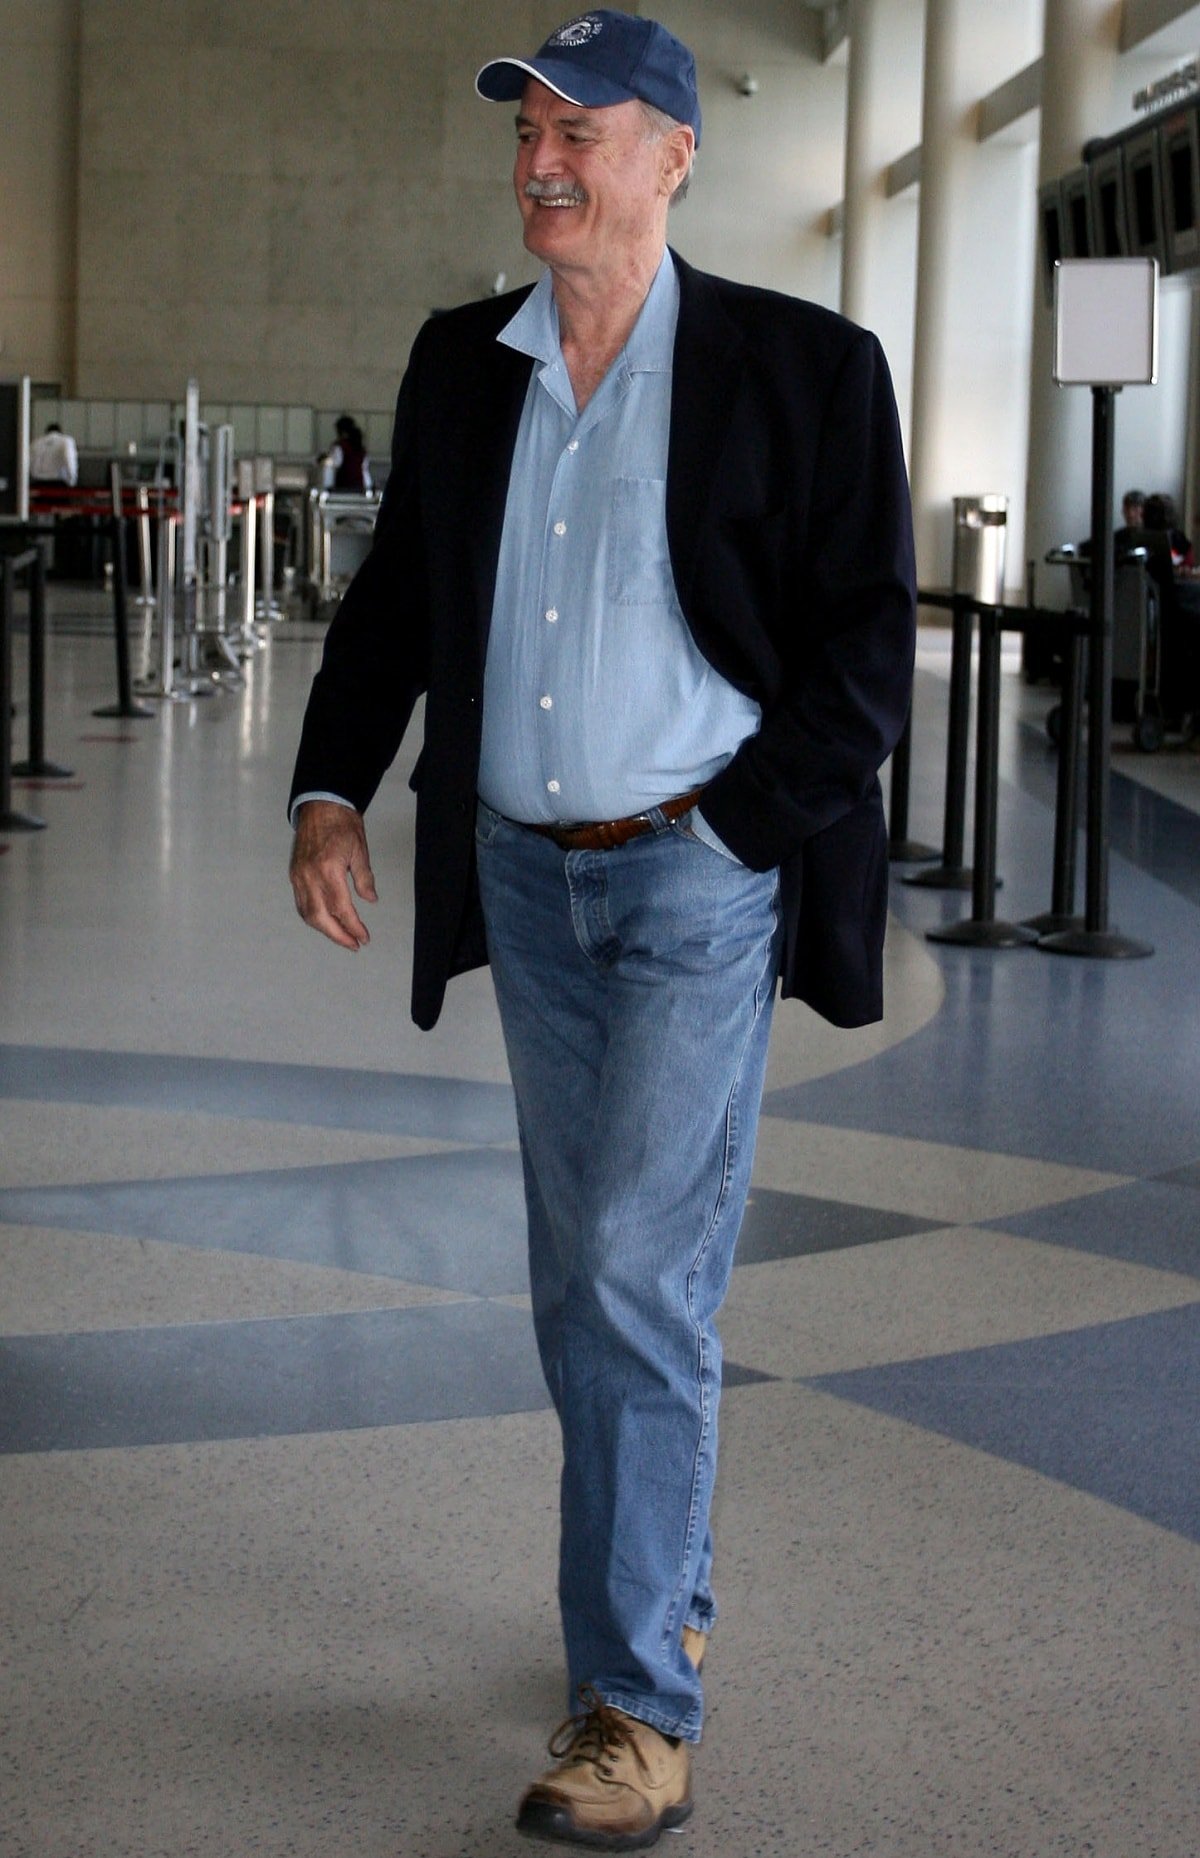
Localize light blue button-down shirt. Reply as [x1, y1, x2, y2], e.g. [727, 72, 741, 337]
[477, 252, 760, 835]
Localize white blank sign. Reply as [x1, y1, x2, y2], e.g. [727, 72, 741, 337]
[1053, 258, 1158, 385]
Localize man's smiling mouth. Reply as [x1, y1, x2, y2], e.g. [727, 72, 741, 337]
[525, 182, 587, 208]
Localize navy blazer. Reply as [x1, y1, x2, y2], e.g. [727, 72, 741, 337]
[290, 253, 917, 1031]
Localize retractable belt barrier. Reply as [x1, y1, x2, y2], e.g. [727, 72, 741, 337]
[904, 589, 1151, 959]
[94, 464, 154, 722]
[1, 535, 67, 834]
[886, 704, 939, 865]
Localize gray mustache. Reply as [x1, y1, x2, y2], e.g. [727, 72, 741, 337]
[524, 179, 587, 205]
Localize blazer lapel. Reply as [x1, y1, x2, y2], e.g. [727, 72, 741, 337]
[469, 320, 536, 671]
[666, 252, 747, 603]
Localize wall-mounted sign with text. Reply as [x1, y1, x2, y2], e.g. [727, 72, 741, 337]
[1134, 59, 1199, 114]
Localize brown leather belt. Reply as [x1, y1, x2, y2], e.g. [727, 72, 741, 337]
[526, 788, 706, 853]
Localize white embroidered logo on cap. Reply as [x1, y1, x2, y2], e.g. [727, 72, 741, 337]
[551, 15, 603, 48]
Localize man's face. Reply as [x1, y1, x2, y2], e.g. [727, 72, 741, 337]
[1124, 497, 1144, 527]
[512, 79, 688, 276]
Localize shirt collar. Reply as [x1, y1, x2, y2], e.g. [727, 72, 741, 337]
[497, 249, 679, 375]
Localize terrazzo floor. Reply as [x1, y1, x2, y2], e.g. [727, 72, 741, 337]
[1, 589, 1197, 1857]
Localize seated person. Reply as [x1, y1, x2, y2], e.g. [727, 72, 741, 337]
[1114, 486, 1145, 552]
[1142, 493, 1193, 571]
[1137, 495, 1198, 730]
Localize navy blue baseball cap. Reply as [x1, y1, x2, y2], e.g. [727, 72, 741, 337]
[476, 10, 701, 146]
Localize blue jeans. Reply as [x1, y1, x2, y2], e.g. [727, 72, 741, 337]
[475, 801, 781, 1742]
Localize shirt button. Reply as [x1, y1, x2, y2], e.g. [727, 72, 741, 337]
[547, 779, 560, 794]
[553, 521, 567, 536]
[567, 440, 579, 454]
[539, 695, 553, 710]
[545, 607, 558, 623]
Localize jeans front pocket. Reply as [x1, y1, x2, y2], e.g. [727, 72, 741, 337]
[474, 799, 506, 847]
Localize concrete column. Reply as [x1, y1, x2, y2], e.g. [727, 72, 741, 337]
[1024, 0, 1124, 582]
[907, 0, 967, 588]
[840, 0, 886, 327]
[906, 0, 1041, 592]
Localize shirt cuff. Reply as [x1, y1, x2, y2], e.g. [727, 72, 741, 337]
[688, 806, 743, 865]
[289, 791, 356, 829]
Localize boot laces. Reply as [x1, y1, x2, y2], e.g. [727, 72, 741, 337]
[546, 1685, 652, 1783]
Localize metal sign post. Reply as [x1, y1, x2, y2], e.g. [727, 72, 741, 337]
[1039, 259, 1155, 961]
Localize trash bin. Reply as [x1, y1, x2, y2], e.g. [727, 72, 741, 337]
[952, 494, 1008, 606]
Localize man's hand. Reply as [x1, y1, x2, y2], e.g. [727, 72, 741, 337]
[289, 800, 378, 950]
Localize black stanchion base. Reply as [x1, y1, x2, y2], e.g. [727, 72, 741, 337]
[902, 864, 975, 891]
[11, 759, 75, 780]
[92, 702, 155, 721]
[889, 838, 940, 864]
[1022, 911, 1082, 935]
[1037, 927, 1154, 959]
[0, 808, 47, 832]
[926, 919, 1039, 948]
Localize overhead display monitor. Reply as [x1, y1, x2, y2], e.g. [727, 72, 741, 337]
[1123, 128, 1165, 262]
[1159, 100, 1200, 272]
[1038, 180, 1066, 303]
[1061, 167, 1095, 257]
[1089, 147, 1129, 257]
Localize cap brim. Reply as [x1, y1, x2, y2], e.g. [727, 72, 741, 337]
[475, 55, 636, 110]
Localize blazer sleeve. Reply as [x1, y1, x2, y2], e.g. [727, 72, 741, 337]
[697, 326, 916, 872]
[287, 332, 433, 820]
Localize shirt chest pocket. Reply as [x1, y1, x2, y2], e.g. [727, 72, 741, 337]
[608, 476, 679, 608]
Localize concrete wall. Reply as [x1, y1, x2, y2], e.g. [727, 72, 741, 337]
[649, 1, 846, 304]
[64, 0, 860, 409]
[71, 0, 575, 408]
[0, 0, 81, 391]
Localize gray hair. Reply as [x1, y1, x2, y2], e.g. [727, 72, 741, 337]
[638, 100, 695, 204]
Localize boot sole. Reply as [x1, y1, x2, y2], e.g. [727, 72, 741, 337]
[516, 1796, 693, 1850]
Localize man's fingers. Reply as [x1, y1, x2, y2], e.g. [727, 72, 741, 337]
[349, 844, 379, 904]
[292, 870, 371, 948]
[289, 801, 377, 950]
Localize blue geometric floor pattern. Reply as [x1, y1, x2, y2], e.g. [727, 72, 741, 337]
[768, 764, 1200, 1178]
[0, 1152, 533, 1297]
[809, 1302, 1200, 1543]
[0, 1308, 775, 1454]
[1011, 709, 1200, 910]
[0, 1161, 942, 1300]
[0, 1044, 520, 1143]
[984, 1176, 1200, 1280]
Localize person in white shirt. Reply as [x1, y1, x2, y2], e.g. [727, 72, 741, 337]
[30, 423, 79, 487]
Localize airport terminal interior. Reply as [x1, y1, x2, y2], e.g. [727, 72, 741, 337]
[3, 2, 1200, 1855]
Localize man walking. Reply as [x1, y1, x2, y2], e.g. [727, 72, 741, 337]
[289, 12, 915, 1846]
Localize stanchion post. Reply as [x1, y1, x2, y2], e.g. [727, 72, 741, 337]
[1, 550, 47, 832]
[1039, 385, 1151, 959]
[137, 507, 192, 703]
[926, 602, 1037, 949]
[903, 594, 975, 890]
[135, 483, 154, 607]
[12, 537, 73, 779]
[1023, 616, 1086, 935]
[242, 493, 258, 642]
[887, 703, 938, 863]
[93, 461, 153, 721]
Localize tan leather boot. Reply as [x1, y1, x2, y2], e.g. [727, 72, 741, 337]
[516, 1686, 693, 1850]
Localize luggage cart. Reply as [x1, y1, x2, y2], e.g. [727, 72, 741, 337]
[306, 489, 381, 617]
[1043, 544, 1165, 751]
